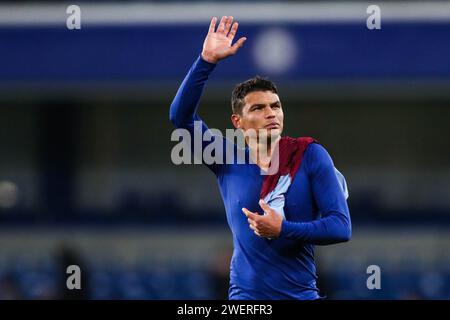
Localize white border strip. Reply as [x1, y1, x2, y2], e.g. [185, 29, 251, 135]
[0, 2, 450, 25]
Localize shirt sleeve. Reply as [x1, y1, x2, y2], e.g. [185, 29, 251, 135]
[169, 55, 227, 175]
[279, 143, 352, 245]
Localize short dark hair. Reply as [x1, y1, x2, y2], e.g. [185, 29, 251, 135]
[231, 76, 279, 115]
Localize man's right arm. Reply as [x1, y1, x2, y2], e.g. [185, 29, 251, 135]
[169, 54, 216, 129]
[169, 16, 247, 174]
[169, 55, 224, 174]
[170, 15, 246, 129]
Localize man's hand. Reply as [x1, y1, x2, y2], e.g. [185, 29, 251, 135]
[242, 199, 283, 239]
[201, 16, 247, 64]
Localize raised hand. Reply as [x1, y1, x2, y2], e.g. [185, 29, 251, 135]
[201, 16, 247, 64]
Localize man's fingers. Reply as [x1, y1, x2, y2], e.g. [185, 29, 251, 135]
[241, 207, 251, 216]
[224, 16, 234, 35]
[217, 16, 227, 34]
[242, 208, 257, 220]
[208, 16, 217, 34]
[258, 199, 272, 214]
[230, 37, 247, 55]
[246, 215, 264, 237]
[247, 218, 259, 228]
[227, 22, 239, 40]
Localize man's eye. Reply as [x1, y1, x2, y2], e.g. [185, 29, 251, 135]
[272, 105, 280, 109]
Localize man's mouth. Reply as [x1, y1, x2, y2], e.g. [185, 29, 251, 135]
[264, 123, 280, 129]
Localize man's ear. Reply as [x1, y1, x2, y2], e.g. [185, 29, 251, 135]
[231, 114, 241, 129]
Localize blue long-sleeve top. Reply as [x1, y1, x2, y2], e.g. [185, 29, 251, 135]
[170, 55, 352, 300]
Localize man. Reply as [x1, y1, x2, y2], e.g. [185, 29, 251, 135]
[170, 16, 351, 300]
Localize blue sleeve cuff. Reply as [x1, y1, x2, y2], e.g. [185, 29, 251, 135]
[280, 220, 306, 240]
[197, 54, 218, 70]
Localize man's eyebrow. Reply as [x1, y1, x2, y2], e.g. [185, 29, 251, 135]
[249, 101, 281, 108]
[249, 103, 264, 108]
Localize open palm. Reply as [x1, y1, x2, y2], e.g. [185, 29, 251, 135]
[201, 16, 247, 64]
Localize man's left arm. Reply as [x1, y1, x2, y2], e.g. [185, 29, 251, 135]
[279, 143, 352, 244]
[243, 143, 352, 244]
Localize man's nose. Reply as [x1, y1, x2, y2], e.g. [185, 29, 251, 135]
[265, 106, 276, 118]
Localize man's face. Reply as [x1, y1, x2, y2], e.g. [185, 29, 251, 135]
[232, 90, 284, 138]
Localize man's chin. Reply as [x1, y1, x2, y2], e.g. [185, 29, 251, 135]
[259, 128, 281, 140]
